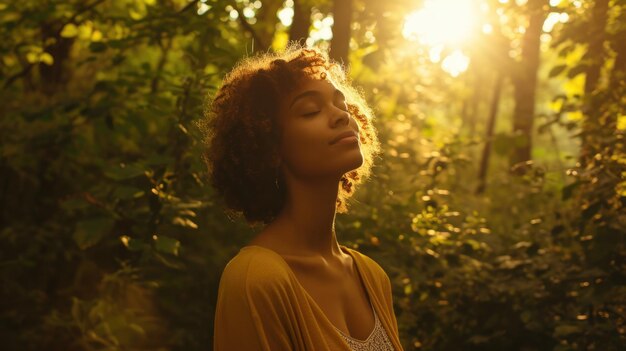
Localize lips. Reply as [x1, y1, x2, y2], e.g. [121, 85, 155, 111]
[329, 130, 358, 145]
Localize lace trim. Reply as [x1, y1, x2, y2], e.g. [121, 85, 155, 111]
[332, 307, 378, 342]
[333, 306, 395, 350]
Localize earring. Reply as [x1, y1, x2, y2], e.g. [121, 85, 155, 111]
[275, 161, 281, 190]
[274, 160, 281, 191]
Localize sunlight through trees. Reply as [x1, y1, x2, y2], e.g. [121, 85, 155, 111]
[1, 0, 624, 350]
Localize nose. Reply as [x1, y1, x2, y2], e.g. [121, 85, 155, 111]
[331, 106, 350, 128]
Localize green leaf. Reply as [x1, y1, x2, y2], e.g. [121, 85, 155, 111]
[73, 217, 115, 250]
[60, 23, 78, 38]
[554, 325, 582, 337]
[71, 297, 82, 322]
[111, 185, 144, 199]
[120, 235, 146, 252]
[562, 181, 581, 200]
[170, 200, 205, 209]
[171, 216, 198, 229]
[567, 64, 587, 79]
[89, 42, 107, 53]
[153, 252, 184, 269]
[103, 162, 146, 180]
[558, 44, 575, 57]
[40, 52, 54, 65]
[582, 201, 601, 220]
[60, 198, 90, 212]
[549, 65, 567, 78]
[363, 49, 385, 70]
[154, 235, 180, 256]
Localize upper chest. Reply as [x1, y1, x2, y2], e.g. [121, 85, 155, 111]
[284, 256, 376, 341]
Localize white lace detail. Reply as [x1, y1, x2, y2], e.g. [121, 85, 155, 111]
[333, 307, 396, 351]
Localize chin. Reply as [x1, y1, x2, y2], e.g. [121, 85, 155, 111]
[342, 153, 364, 173]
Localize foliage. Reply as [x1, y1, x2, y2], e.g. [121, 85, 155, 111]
[1, 0, 249, 349]
[0, 0, 624, 350]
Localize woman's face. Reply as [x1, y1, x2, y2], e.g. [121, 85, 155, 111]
[276, 77, 364, 181]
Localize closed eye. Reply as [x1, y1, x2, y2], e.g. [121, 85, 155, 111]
[301, 102, 348, 117]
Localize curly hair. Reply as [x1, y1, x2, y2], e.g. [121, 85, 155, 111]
[196, 44, 381, 226]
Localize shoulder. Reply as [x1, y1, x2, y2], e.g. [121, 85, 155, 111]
[218, 246, 294, 296]
[343, 245, 391, 285]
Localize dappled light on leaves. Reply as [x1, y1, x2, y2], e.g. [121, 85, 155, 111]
[1, 0, 624, 350]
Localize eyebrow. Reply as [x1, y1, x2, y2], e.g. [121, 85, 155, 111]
[289, 89, 346, 109]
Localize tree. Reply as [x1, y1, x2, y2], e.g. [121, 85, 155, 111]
[330, 0, 353, 66]
[580, 0, 610, 166]
[233, 0, 283, 52]
[289, 0, 312, 45]
[476, 74, 504, 194]
[510, 0, 549, 172]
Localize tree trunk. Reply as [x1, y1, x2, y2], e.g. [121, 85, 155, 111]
[584, 0, 609, 96]
[289, 0, 311, 46]
[39, 22, 74, 95]
[606, 12, 625, 126]
[236, 0, 283, 53]
[460, 67, 472, 132]
[467, 66, 482, 138]
[609, 32, 626, 89]
[476, 74, 504, 194]
[579, 0, 610, 167]
[509, 0, 548, 173]
[330, 0, 352, 66]
[150, 35, 172, 95]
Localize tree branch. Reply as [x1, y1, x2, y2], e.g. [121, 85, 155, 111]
[232, 2, 266, 52]
[2, 63, 34, 90]
[177, 0, 200, 15]
[56, 0, 107, 37]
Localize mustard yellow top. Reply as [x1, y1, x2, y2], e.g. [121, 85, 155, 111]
[213, 244, 405, 351]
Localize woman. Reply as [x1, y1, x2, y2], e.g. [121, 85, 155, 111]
[202, 44, 403, 351]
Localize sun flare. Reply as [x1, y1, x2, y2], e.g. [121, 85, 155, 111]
[402, 0, 477, 46]
[402, 0, 477, 76]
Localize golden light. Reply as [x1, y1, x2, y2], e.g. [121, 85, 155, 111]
[402, 0, 478, 77]
[482, 23, 493, 34]
[402, 0, 478, 47]
[442, 51, 470, 77]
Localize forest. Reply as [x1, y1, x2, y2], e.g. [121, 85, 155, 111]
[0, 0, 624, 350]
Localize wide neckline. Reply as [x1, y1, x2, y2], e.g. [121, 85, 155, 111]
[333, 299, 379, 343]
[239, 244, 377, 342]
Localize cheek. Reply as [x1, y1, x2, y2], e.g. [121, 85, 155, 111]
[280, 123, 332, 175]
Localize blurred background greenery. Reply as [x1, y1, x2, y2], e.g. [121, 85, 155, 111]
[0, 0, 624, 350]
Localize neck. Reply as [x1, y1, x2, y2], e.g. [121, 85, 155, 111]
[268, 174, 343, 260]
